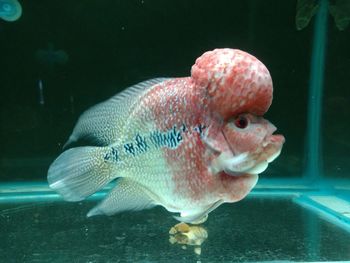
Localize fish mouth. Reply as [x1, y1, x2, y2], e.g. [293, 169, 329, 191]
[220, 133, 285, 176]
[244, 134, 285, 175]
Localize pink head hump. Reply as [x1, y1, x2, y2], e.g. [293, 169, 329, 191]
[191, 48, 273, 120]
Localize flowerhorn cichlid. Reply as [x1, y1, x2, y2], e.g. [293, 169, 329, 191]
[48, 48, 285, 224]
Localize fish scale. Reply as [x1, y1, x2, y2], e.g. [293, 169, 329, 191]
[48, 48, 285, 223]
[133, 79, 214, 203]
[114, 81, 210, 208]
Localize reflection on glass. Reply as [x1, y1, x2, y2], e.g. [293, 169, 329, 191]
[296, 0, 350, 30]
[0, 0, 22, 22]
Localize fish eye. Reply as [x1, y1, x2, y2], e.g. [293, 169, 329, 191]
[234, 116, 249, 129]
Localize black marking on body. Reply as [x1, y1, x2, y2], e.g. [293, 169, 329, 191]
[103, 123, 207, 161]
[124, 143, 136, 156]
[124, 133, 149, 156]
[135, 133, 149, 152]
[194, 124, 206, 137]
[149, 125, 183, 149]
[104, 147, 119, 163]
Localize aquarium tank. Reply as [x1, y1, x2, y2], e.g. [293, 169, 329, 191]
[0, 0, 349, 262]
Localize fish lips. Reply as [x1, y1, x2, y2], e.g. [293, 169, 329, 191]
[222, 133, 285, 176]
[244, 133, 285, 175]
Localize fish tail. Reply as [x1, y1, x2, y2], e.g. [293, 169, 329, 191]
[47, 146, 115, 201]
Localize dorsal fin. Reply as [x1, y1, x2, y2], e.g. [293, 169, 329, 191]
[63, 78, 169, 149]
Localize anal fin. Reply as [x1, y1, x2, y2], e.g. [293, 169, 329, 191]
[87, 178, 157, 217]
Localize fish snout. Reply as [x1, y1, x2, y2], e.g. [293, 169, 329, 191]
[260, 134, 285, 164]
[269, 134, 285, 144]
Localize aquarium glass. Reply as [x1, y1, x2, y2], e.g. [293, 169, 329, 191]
[0, 0, 349, 262]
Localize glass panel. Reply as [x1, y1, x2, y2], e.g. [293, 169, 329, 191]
[323, 9, 350, 179]
[1, 1, 350, 262]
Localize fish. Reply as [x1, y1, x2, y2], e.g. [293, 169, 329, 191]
[47, 48, 285, 224]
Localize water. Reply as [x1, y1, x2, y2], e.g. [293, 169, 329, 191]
[1, 0, 350, 262]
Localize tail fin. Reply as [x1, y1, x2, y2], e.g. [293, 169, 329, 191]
[47, 146, 115, 201]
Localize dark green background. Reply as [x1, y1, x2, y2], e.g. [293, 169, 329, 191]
[0, 0, 349, 181]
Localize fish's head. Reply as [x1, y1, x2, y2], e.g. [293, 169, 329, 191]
[192, 49, 284, 176]
[217, 113, 285, 176]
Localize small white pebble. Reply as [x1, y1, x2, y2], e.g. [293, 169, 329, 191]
[194, 247, 201, 255]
